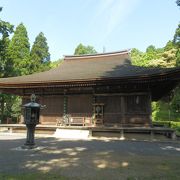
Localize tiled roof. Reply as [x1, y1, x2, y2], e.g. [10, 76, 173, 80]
[0, 50, 179, 87]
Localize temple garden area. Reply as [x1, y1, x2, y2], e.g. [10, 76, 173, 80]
[0, 133, 180, 180]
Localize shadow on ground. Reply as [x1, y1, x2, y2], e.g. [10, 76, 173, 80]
[0, 134, 180, 180]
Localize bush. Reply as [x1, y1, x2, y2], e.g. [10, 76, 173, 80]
[152, 121, 180, 133]
[152, 121, 171, 127]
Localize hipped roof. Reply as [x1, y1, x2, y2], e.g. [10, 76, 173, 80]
[0, 50, 179, 88]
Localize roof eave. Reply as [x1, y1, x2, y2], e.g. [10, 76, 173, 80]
[0, 71, 179, 89]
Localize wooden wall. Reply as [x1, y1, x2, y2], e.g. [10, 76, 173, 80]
[96, 96, 123, 124]
[67, 95, 93, 117]
[39, 95, 93, 124]
[22, 93, 152, 126]
[96, 94, 151, 126]
[39, 96, 64, 124]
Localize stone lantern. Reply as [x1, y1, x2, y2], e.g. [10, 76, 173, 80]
[22, 94, 45, 149]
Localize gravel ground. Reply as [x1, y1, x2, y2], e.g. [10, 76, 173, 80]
[0, 133, 180, 180]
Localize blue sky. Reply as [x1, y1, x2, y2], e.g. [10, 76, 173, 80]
[1, 0, 180, 61]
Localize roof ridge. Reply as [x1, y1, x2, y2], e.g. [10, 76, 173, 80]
[64, 49, 130, 60]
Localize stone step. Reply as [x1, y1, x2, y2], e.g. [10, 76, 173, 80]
[54, 128, 91, 139]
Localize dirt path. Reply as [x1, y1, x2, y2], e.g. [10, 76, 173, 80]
[0, 133, 180, 180]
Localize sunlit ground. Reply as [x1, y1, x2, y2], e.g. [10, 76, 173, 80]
[0, 134, 180, 180]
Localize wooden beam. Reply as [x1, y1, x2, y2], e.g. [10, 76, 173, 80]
[94, 92, 148, 96]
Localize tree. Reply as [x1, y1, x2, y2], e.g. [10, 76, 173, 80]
[30, 32, 51, 72]
[164, 41, 174, 51]
[0, 7, 14, 77]
[0, 8, 13, 38]
[177, 0, 180, 7]
[148, 42, 177, 68]
[173, 24, 180, 66]
[0, 8, 15, 123]
[74, 43, 97, 55]
[0, 36, 11, 77]
[131, 48, 144, 66]
[8, 23, 31, 76]
[131, 46, 162, 67]
[0, 94, 21, 123]
[146, 45, 156, 53]
[50, 59, 63, 68]
[173, 24, 180, 48]
[144, 45, 160, 63]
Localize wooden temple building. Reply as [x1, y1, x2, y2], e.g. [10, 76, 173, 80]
[0, 50, 179, 128]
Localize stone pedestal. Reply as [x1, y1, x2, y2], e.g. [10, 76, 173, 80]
[22, 124, 37, 149]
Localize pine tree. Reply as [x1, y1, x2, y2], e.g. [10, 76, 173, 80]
[0, 37, 11, 77]
[30, 32, 50, 72]
[8, 23, 31, 76]
[0, 7, 13, 78]
[0, 8, 21, 123]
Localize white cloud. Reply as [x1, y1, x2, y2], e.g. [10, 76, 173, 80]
[90, 0, 141, 41]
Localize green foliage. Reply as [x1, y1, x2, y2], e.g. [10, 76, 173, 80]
[0, 94, 21, 123]
[131, 48, 144, 66]
[148, 48, 177, 67]
[173, 24, 180, 48]
[171, 86, 180, 113]
[173, 24, 180, 66]
[30, 32, 51, 72]
[50, 59, 63, 68]
[0, 12, 52, 123]
[176, 49, 180, 66]
[74, 43, 97, 55]
[152, 101, 180, 121]
[0, 8, 21, 123]
[0, 8, 14, 78]
[0, 37, 11, 77]
[132, 41, 177, 68]
[164, 41, 174, 51]
[152, 120, 171, 127]
[0, 8, 13, 38]
[131, 46, 163, 67]
[152, 120, 180, 133]
[177, 0, 180, 7]
[8, 23, 31, 76]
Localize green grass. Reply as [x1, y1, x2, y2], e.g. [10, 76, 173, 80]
[0, 173, 69, 180]
[0, 156, 179, 180]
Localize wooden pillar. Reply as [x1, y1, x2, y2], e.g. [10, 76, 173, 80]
[171, 132, 177, 140]
[92, 95, 96, 125]
[0, 94, 4, 123]
[148, 93, 152, 126]
[150, 130, 154, 141]
[120, 129, 125, 140]
[63, 96, 68, 115]
[121, 96, 125, 125]
[93, 95, 96, 104]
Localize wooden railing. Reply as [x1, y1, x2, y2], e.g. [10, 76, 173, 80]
[56, 115, 92, 126]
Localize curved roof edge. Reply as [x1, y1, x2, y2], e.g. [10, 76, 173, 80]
[64, 49, 130, 60]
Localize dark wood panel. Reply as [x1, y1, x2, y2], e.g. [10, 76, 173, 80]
[125, 95, 149, 113]
[67, 95, 93, 114]
[96, 96, 122, 124]
[40, 114, 60, 125]
[40, 96, 64, 115]
[125, 114, 151, 125]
